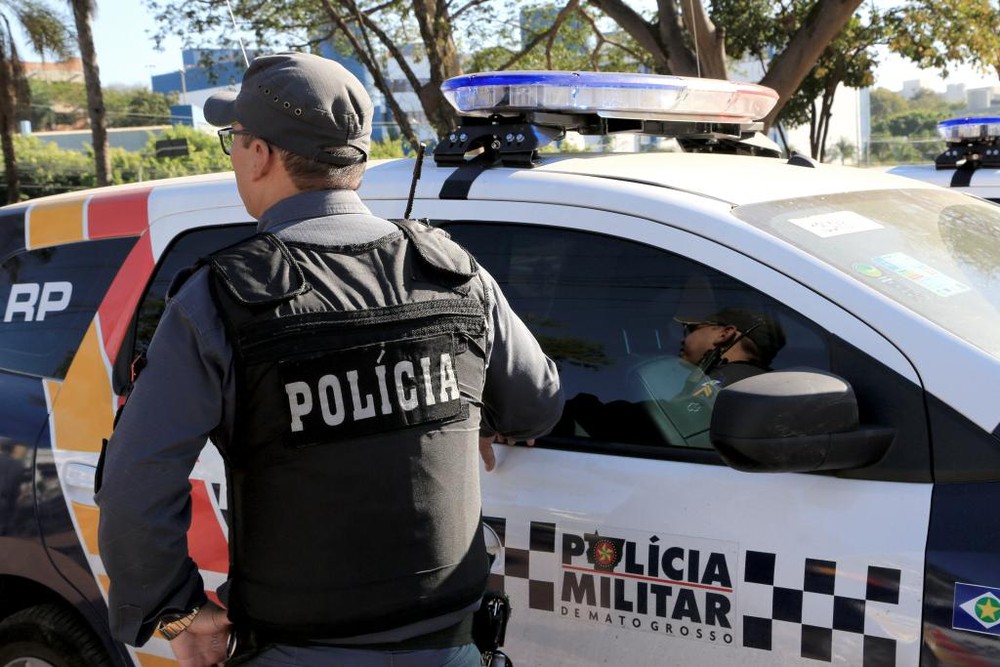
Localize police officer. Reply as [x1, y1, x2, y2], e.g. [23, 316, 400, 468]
[675, 307, 786, 387]
[96, 52, 563, 667]
[654, 307, 786, 444]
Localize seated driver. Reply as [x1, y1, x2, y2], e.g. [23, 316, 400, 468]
[676, 307, 787, 396]
[662, 308, 786, 445]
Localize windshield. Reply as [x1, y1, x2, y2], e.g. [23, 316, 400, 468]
[733, 188, 1000, 359]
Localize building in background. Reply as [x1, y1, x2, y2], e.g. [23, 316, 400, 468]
[24, 58, 84, 83]
[967, 86, 1000, 112]
[151, 49, 257, 127]
[32, 126, 168, 152]
[149, 45, 407, 141]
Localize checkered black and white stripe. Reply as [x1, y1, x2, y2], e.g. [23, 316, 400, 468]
[484, 516, 559, 612]
[741, 550, 901, 665]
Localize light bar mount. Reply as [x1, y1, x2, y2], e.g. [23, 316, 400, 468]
[433, 112, 768, 168]
[936, 140, 1000, 170]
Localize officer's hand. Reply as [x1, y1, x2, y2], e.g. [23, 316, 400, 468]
[479, 434, 535, 472]
[168, 601, 232, 667]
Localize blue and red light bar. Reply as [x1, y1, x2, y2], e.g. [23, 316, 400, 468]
[441, 71, 779, 124]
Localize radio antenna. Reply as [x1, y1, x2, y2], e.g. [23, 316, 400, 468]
[688, 0, 701, 78]
[403, 143, 426, 220]
[224, 0, 250, 66]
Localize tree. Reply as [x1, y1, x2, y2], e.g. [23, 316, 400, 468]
[0, 0, 72, 202]
[468, 2, 642, 74]
[828, 136, 855, 164]
[586, 0, 866, 128]
[869, 88, 908, 120]
[884, 0, 1000, 81]
[104, 86, 173, 127]
[145, 0, 853, 137]
[592, 0, 997, 158]
[68, 0, 110, 186]
[717, 1, 881, 159]
[145, 0, 496, 141]
[866, 87, 961, 164]
[144, 0, 1000, 147]
[874, 109, 947, 137]
[28, 80, 174, 128]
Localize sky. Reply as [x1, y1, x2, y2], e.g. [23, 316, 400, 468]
[31, 0, 1000, 92]
[90, 1, 187, 87]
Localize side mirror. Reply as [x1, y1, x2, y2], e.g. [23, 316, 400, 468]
[709, 369, 893, 473]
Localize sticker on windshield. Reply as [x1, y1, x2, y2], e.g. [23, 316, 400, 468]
[852, 262, 884, 278]
[873, 252, 971, 297]
[788, 212, 883, 238]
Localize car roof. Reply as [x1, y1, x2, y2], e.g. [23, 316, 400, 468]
[887, 164, 1000, 200]
[4, 153, 939, 224]
[365, 152, 940, 206]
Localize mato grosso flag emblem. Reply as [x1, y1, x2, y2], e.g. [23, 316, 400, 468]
[953, 583, 1000, 635]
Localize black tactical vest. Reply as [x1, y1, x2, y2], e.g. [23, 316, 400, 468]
[206, 219, 490, 640]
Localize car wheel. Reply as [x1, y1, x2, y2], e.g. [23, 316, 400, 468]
[0, 604, 112, 667]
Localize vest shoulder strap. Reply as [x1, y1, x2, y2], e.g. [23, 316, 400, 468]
[208, 233, 309, 305]
[391, 218, 478, 282]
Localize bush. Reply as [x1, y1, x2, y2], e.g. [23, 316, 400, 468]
[0, 126, 232, 201]
[9, 136, 97, 198]
[369, 137, 408, 160]
[0, 127, 410, 201]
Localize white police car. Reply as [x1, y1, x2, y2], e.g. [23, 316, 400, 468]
[888, 116, 1000, 203]
[0, 71, 998, 667]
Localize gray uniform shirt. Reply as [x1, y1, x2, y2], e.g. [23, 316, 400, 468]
[96, 189, 563, 646]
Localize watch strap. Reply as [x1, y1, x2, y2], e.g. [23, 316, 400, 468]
[157, 606, 201, 640]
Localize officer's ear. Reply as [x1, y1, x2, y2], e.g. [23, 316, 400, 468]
[250, 139, 275, 179]
[717, 325, 739, 344]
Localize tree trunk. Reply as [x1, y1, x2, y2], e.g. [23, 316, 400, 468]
[809, 99, 820, 158]
[588, 0, 724, 78]
[817, 84, 836, 161]
[410, 0, 460, 135]
[0, 52, 20, 203]
[678, 0, 727, 79]
[760, 0, 863, 128]
[71, 0, 110, 187]
[588, 0, 671, 73]
[657, 0, 698, 76]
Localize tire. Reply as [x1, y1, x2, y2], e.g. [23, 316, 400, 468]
[0, 604, 113, 667]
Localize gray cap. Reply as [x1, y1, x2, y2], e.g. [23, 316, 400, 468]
[204, 52, 372, 165]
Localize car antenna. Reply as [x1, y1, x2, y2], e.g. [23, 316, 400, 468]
[403, 143, 425, 220]
[224, 0, 251, 67]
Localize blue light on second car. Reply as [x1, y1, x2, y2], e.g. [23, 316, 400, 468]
[440, 71, 779, 124]
[937, 117, 1000, 143]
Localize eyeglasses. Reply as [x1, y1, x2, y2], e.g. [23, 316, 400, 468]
[217, 126, 255, 155]
[682, 321, 722, 335]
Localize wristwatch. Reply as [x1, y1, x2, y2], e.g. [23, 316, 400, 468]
[156, 606, 201, 640]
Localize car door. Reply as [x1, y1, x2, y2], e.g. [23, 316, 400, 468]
[0, 213, 140, 663]
[102, 222, 254, 665]
[419, 200, 931, 667]
[40, 210, 254, 666]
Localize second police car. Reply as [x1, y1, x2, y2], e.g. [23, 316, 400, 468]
[0, 70, 998, 667]
[888, 116, 1000, 204]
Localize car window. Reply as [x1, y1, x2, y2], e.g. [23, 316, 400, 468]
[439, 222, 831, 451]
[0, 237, 136, 379]
[114, 224, 255, 391]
